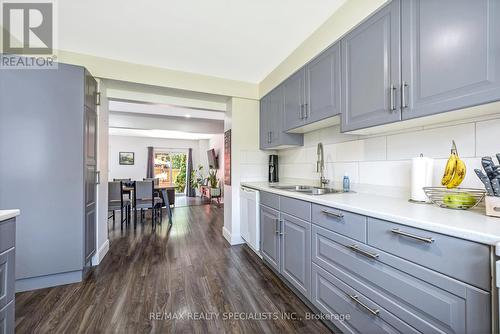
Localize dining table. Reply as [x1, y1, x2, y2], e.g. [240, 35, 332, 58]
[122, 184, 175, 223]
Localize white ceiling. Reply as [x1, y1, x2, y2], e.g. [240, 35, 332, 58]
[109, 128, 215, 140]
[109, 100, 225, 120]
[59, 0, 346, 83]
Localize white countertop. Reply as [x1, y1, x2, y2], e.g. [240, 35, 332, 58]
[241, 182, 500, 246]
[0, 210, 20, 222]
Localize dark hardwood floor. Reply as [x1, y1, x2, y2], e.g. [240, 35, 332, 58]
[15, 205, 333, 334]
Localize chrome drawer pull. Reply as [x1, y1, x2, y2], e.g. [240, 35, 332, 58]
[391, 228, 434, 243]
[347, 244, 379, 260]
[322, 210, 344, 219]
[275, 219, 279, 234]
[349, 295, 380, 316]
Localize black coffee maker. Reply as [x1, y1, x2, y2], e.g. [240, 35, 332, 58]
[268, 155, 279, 183]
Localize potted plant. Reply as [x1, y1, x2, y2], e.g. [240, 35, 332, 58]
[191, 165, 204, 188]
[208, 169, 221, 197]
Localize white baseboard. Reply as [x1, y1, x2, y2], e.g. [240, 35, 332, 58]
[92, 239, 110, 266]
[222, 226, 245, 246]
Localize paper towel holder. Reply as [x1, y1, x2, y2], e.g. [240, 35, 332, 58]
[409, 153, 433, 205]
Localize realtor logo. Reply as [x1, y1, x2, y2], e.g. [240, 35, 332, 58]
[2, 2, 53, 54]
[1, 1, 57, 69]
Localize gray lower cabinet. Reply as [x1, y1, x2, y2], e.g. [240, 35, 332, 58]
[312, 263, 417, 334]
[280, 213, 311, 298]
[259, 190, 492, 333]
[312, 224, 490, 333]
[260, 87, 303, 149]
[260, 205, 280, 271]
[341, 0, 402, 132]
[0, 218, 16, 334]
[401, 0, 500, 120]
[260, 194, 312, 299]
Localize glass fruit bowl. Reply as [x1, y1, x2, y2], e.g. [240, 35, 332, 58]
[423, 187, 486, 210]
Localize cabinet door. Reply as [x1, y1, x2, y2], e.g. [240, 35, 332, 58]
[341, 0, 402, 132]
[268, 87, 283, 145]
[306, 42, 341, 124]
[259, 96, 271, 149]
[401, 0, 500, 120]
[281, 213, 311, 298]
[260, 205, 280, 271]
[283, 68, 305, 131]
[84, 104, 97, 264]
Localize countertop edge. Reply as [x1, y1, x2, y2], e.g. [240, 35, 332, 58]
[0, 209, 20, 222]
[241, 183, 500, 246]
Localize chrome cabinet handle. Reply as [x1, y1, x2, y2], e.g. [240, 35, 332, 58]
[279, 219, 284, 236]
[275, 218, 279, 234]
[347, 244, 379, 260]
[322, 210, 344, 219]
[300, 104, 304, 120]
[391, 228, 434, 243]
[95, 171, 101, 185]
[402, 81, 408, 109]
[390, 84, 397, 111]
[267, 131, 272, 144]
[349, 295, 380, 316]
[305, 103, 309, 119]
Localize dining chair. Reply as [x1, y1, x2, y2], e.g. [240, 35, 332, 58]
[108, 181, 131, 229]
[134, 180, 162, 228]
[115, 178, 133, 199]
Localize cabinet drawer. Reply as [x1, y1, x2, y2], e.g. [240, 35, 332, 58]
[312, 225, 491, 333]
[367, 218, 490, 290]
[311, 263, 418, 334]
[260, 191, 279, 210]
[0, 300, 14, 334]
[312, 204, 366, 242]
[0, 249, 14, 311]
[0, 220, 15, 254]
[280, 196, 311, 221]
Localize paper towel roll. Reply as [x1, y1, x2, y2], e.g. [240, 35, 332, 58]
[410, 156, 434, 202]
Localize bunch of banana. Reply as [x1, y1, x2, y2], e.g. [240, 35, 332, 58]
[441, 141, 466, 189]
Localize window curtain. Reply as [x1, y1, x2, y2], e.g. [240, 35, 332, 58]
[146, 146, 154, 178]
[186, 148, 195, 197]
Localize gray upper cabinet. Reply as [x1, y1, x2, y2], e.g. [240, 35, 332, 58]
[260, 87, 303, 150]
[341, 0, 402, 132]
[260, 205, 280, 271]
[305, 42, 341, 124]
[282, 43, 341, 133]
[283, 68, 306, 131]
[401, 0, 500, 120]
[280, 213, 311, 298]
[259, 95, 271, 150]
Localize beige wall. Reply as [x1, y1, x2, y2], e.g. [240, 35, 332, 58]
[57, 50, 259, 99]
[223, 97, 268, 245]
[259, 0, 389, 97]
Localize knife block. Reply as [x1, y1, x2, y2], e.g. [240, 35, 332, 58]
[485, 196, 500, 218]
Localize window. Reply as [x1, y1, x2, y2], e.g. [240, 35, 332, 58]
[154, 151, 187, 192]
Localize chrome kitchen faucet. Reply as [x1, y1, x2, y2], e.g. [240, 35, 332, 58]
[317, 142, 330, 188]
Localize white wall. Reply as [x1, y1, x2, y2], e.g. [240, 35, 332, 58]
[278, 113, 500, 196]
[223, 97, 268, 245]
[108, 135, 202, 181]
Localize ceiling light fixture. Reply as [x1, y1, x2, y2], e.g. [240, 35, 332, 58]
[185, 114, 191, 118]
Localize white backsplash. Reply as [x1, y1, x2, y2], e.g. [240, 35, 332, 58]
[278, 113, 500, 197]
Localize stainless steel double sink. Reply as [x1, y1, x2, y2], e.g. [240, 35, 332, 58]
[269, 184, 349, 195]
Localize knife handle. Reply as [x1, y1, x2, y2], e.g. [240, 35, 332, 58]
[475, 169, 495, 196]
